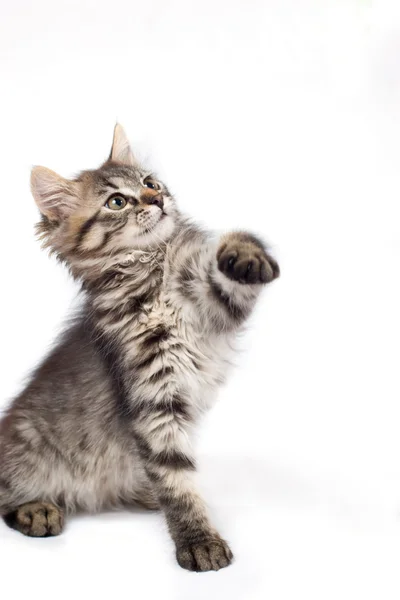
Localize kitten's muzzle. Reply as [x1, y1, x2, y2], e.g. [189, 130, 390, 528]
[140, 191, 164, 211]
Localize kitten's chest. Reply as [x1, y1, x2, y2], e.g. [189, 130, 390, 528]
[126, 295, 231, 403]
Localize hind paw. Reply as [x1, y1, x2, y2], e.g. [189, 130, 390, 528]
[4, 502, 64, 537]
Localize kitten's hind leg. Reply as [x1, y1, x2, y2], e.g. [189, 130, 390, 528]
[4, 502, 64, 537]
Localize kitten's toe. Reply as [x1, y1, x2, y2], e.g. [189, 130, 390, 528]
[259, 253, 280, 283]
[4, 502, 64, 537]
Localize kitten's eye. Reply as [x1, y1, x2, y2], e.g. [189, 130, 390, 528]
[105, 195, 127, 210]
[144, 179, 159, 191]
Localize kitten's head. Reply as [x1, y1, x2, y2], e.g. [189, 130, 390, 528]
[31, 124, 177, 279]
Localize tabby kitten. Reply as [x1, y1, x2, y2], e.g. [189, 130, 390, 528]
[0, 125, 279, 572]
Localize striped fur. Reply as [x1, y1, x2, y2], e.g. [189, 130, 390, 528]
[0, 125, 279, 571]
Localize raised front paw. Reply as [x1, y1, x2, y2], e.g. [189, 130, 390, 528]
[176, 537, 234, 572]
[217, 232, 280, 284]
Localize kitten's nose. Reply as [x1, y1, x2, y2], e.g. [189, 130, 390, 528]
[141, 191, 164, 210]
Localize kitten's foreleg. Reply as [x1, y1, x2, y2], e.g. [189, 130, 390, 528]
[178, 231, 279, 330]
[133, 407, 233, 571]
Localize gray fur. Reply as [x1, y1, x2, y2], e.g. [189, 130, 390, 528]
[0, 124, 279, 571]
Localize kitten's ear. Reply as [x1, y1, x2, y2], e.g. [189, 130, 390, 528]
[31, 166, 80, 221]
[109, 123, 136, 166]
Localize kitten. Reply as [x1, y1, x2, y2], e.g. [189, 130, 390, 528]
[0, 125, 279, 572]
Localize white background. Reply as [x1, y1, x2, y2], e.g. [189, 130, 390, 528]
[0, 0, 400, 598]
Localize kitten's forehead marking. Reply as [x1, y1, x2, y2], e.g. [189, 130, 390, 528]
[105, 172, 152, 197]
[116, 186, 138, 197]
[107, 173, 146, 192]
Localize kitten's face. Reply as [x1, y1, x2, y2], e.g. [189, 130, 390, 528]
[73, 161, 176, 251]
[31, 125, 178, 279]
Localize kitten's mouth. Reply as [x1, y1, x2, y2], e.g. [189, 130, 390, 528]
[137, 207, 167, 234]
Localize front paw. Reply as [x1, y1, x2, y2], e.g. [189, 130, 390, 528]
[176, 537, 233, 572]
[217, 232, 280, 284]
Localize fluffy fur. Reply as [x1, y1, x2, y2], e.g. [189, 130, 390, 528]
[0, 124, 279, 571]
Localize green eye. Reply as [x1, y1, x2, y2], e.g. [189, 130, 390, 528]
[105, 195, 127, 210]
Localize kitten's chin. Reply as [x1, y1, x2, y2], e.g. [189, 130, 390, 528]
[135, 214, 176, 248]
